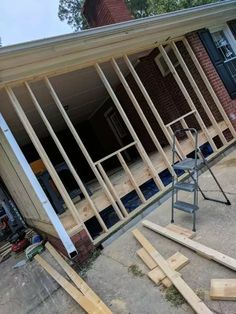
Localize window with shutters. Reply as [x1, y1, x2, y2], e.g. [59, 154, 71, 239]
[212, 30, 236, 84]
[199, 25, 236, 100]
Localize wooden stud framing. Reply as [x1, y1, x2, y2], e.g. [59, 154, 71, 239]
[143, 220, 236, 271]
[159, 44, 218, 152]
[95, 63, 165, 191]
[182, 37, 236, 139]
[111, 58, 173, 174]
[123, 54, 185, 159]
[25, 82, 108, 233]
[180, 119, 196, 148]
[5, 86, 93, 241]
[97, 163, 128, 217]
[44, 77, 124, 221]
[117, 152, 146, 203]
[94, 141, 136, 165]
[170, 41, 227, 145]
[133, 229, 212, 314]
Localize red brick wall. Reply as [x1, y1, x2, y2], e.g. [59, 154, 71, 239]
[186, 31, 236, 130]
[92, 43, 228, 154]
[83, 0, 133, 28]
[46, 229, 95, 264]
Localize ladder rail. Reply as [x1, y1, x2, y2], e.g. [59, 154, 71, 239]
[171, 128, 230, 232]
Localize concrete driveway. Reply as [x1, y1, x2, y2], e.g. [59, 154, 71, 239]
[1, 146, 236, 314]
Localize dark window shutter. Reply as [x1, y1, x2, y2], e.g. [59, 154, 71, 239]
[228, 20, 236, 39]
[198, 28, 236, 100]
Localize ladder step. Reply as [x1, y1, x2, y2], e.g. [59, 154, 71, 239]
[174, 201, 199, 213]
[173, 158, 202, 171]
[174, 182, 196, 192]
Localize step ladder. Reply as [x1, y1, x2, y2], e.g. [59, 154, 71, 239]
[171, 128, 230, 232]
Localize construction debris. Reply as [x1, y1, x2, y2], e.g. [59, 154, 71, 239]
[142, 220, 236, 271]
[34, 242, 112, 314]
[210, 279, 236, 301]
[133, 228, 212, 314]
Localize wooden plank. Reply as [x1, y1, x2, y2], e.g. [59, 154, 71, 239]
[117, 152, 146, 204]
[26, 82, 108, 233]
[97, 163, 128, 217]
[132, 229, 212, 314]
[136, 248, 156, 270]
[143, 220, 236, 271]
[45, 77, 124, 222]
[45, 242, 112, 314]
[166, 224, 195, 239]
[34, 254, 102, 314]
[5, 86, 93, 239]
[159, 44, 218, 152]
[124, 55, 185, 159]
[210, 279, 236, 300]
[95, 63, 165, 191]
[148, 252, 189, 288]
[170, 41, 227, 145]
[111, 57, 173, 174]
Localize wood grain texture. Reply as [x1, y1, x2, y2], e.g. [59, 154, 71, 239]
[133, 229, 212, 314]
[34, 254, 102, 313]
[148, 252, 189, 287]
[45, 242, 112, 314]
[143, 220, 236, 271]
[210, 279, 236, 300]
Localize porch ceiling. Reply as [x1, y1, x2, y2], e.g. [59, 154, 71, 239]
[0, 1, 235, 86]
[0, 53, 148, 145]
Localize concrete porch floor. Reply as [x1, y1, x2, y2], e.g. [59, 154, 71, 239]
[1, 146, 236, 314]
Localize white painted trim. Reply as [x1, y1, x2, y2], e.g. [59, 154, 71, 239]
[0, 114, 77, 258]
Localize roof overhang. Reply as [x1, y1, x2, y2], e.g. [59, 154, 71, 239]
[0, 0, 236, 87]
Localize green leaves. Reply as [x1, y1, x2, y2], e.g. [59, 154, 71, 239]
[58, 0, 221, 31]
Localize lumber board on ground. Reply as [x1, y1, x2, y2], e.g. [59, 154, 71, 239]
[45, 242, 112, 314]
[136, 248, 156, 270]
[34, 254, 102, 314]
[132, 229, 212, 314]
[143, 220, 236, 272]
[210, 279, 236, 300]
[166, 224, 195, 239]
[148, 252, 189, 288]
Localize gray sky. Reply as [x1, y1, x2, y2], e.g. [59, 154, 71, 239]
[0, 0, 73, 47]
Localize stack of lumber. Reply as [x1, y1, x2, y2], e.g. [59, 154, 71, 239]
[136, 224, 193, 288]
[0, 242, 11, 262]
[34, 242, 112, 314]
[141, 220, 236, 304]
[133, 228, 213, 314]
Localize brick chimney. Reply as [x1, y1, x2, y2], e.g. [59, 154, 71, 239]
[83, 0, 133, 28]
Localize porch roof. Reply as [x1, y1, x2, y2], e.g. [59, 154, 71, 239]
[0, 0, 236, 87]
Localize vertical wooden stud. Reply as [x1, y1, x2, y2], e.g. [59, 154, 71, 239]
[44, 77, 124, 221]
[95, 63, 165, 191]
[25, 82, 108, 233]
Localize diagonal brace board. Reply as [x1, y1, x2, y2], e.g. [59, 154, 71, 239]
[34, 254, 102, 314]
[132, 229, 212, 314]
[142, 220, 236, 271]
[45, 242, 112, 314]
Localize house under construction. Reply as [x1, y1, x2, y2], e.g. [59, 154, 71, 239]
[0, 0, 236, 260]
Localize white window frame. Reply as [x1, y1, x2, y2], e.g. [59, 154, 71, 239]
[210, 24, 236, 55]
[154, 45, 179, 77]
